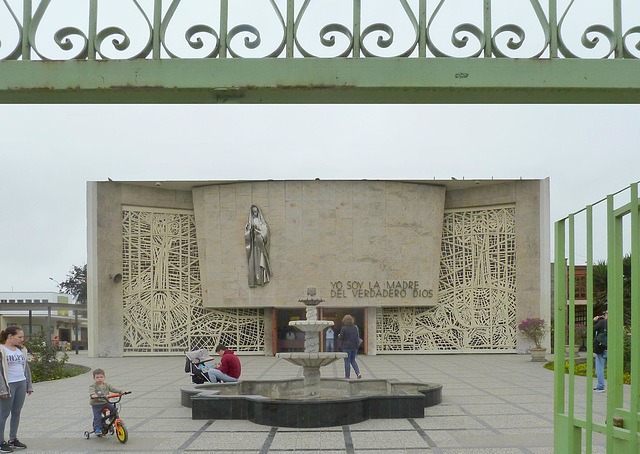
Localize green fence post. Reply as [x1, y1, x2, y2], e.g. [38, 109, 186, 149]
[586, 204, 594, 453]
[568, 214, 580, 452]
[554, 219, 569, 452]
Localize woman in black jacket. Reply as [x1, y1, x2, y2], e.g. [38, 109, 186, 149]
[338, 314, 362, 379]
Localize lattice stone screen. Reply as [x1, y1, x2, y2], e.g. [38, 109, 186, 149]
[377, 206, 517, 352]
[122, 208, 264, 353]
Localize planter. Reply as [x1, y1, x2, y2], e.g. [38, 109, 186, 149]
[529, 348, 547, 362]
[564, 345, 581, 357]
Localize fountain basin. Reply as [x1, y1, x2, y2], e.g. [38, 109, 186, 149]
[288, 320, 334, 332]
[276, 352, 347, 368]
[182, 378, 442, 428]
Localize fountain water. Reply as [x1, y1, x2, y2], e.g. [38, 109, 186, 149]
[275, 287, 347, 397]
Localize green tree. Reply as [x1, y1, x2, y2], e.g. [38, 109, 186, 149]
[592, 255, 632, 325]
[57, 264, 87, 304]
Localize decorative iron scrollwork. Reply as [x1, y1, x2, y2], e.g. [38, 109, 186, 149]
[94, 0, 153, 60]
[1, 0, 639, 61]
[0, 0, 22, 60]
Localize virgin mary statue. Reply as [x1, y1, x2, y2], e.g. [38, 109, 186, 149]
[245, 205, 272, 287]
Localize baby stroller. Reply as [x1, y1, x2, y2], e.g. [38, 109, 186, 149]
[185, 349, 215, 384]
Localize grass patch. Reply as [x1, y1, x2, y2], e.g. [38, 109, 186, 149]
[31, 363, 90, 383]
[544, 361, 631, 385]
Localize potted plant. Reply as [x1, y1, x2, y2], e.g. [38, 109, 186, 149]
[564, 323, 586, 357]
[518, 317, 548, 362]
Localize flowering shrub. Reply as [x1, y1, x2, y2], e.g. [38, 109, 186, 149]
[565, 323, 587, 344]
[24, 332, 70, 382]
[518, 317, 548, 349]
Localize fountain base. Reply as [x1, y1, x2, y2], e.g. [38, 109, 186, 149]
[182, 378, 442, 428]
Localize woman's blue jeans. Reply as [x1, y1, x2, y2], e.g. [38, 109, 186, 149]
[343, 349, 360, 378]
[595, 350, 607, 389]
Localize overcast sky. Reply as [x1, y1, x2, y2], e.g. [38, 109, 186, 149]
[1, 103, 639, 292]
[1, 2, 640, 291]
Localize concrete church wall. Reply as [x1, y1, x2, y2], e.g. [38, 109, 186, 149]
[87, 179, 550, 357]
[192, 180, 446, 309]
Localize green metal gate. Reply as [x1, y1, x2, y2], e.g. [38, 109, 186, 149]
[554, 182, 640, 453]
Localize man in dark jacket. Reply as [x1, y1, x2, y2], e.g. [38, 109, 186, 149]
[593, 311, 607, 392]
[207, 344, 241, 383]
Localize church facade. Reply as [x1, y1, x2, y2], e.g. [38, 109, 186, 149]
[87, 179, 550, 357]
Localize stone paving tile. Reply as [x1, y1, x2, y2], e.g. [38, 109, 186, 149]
[458, 403, 528, 415]
[424, 404, 465, 416]
[350, 419, 416, 430]
[445, 395, 500, 405]
[269, 451, 346, 454]
[270, 431, 346, 450]
[187, 432, 267, 451]
[350, 430, 427, 449]
[438, 448, 524, 453]
[413, 415, 486, 430]
[207, 420, 273, 432]
[11, 352, 623, 452]
[476, 414, 551, 429]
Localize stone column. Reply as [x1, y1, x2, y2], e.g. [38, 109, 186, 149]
[303, 366, 321, 397]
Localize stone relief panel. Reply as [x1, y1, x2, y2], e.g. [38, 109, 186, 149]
[122, 208, 264, 353]
[376, 206, 517, 351]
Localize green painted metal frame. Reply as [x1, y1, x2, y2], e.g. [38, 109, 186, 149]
[1, 0, 640, 103]
[554, 182, 640, 453]
[2, 58, 640, 104]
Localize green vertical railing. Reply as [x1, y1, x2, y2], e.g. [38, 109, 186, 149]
[554, 182, 640, 453]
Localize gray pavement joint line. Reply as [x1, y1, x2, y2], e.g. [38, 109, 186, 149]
[458, 407, 501, 435]
[408, 417, 442, 454]
[259, 427, 278, 454]
[342, 425, 355, 454]
[173, 420, 213, 453]
[518, 447, 536, 454]
[411, 356, 555, 425]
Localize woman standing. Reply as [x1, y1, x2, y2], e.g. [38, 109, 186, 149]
[0, 327, 33, 452]
[338, 315, 362, 379]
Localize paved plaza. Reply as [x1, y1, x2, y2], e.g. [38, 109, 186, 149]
[16, 352, 608, 453]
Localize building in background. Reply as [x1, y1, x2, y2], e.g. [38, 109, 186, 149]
[0, 292, 88, 350]
[88, 179, 550, 357]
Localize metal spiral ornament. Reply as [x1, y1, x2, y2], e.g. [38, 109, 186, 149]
[161, 0, 220, 59]
[558, 0, 616, 59]
[227, 0, 285, 58]
[295, 0, 353, 58]
[0, 0, 22, 60]
[360, 0, 418, 58]
[29, 0, 88, 60]
[95, 0, 152, 60]
[427, 0, 484, 58]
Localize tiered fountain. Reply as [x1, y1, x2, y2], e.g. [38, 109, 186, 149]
[275, 287, 347, 397]
[181, 287, 442, 428]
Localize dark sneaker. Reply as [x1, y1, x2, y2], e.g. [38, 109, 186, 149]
[0, 441, 14, 452]
[8, 440, 25, 449]
[594, 387, 605, 393]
